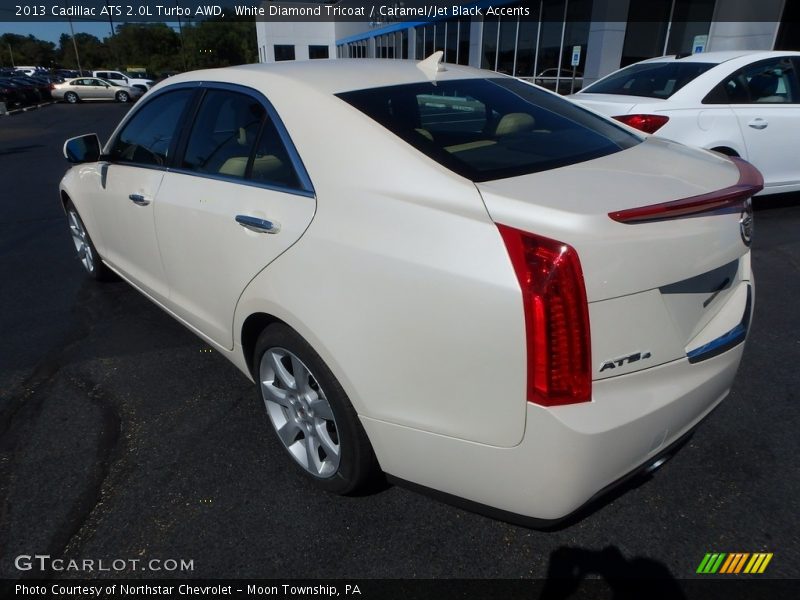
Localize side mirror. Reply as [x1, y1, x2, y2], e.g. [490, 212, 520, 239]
[63, 134, 102, 164]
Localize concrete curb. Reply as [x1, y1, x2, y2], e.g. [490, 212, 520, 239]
[1, 100, 56, 117]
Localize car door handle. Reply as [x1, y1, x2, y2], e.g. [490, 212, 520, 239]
[235, 215, 280, 234]
[128, 193, 150, 206]
[748, 118, 768, 130]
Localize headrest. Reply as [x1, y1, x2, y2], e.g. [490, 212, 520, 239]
[495, 113, 536, 136]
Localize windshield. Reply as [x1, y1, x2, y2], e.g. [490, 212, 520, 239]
[338, 78, 640, 182]
[582, 61, 715, 99]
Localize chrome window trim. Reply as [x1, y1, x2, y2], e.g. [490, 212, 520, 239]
[180, 81, 315, 195]
[104, 80, 316, 197]
[165, 167, 316, 199]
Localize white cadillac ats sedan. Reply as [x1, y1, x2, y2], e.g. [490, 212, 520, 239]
[570, 50, 800, 195]
[59, 55, 761, 525]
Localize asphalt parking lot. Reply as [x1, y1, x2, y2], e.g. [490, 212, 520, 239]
[1, 104, 799, 588]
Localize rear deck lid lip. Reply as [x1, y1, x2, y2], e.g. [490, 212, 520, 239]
[608, 157, 763, 224]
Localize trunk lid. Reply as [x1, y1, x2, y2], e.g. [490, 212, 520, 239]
[477, 136, 759, 379]
[568, 93, 664, 117]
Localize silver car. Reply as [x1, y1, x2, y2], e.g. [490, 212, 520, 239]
[53, 77, 142, 104]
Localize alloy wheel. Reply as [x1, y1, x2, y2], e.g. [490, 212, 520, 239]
[260, 347, 340, 478]
[68, 209, 94, 273]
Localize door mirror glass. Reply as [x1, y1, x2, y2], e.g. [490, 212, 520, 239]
[64, 134, 102, 163]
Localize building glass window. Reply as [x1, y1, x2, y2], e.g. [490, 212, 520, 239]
[515, 19, 539, 77]
[309, 45, 329, 60]
[621, 0, 671, 67]
[402, 29, 409, 59]
[446, 19, 459, 63]
[481, 15, 499, 69]
[416, 26, 425, 59]
[458, 18, 471, 66]
[559, 0, 592, 92]
[435, 22, 446, 53]
[425, 24, 435, 56]
[536, 0, 567, 77]
[666, 0, 715, 56]
[776, 0, 800, 50]
[622, 0, 714, 67]
[497, 16, 518, 75]
[274, 45, 295, 62]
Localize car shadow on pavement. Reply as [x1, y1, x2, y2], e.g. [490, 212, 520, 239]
[0, 144, 43, 156]
[540, 546, 687, 599]
[753, 191, 800, 211]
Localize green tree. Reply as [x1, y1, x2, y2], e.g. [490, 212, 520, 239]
[57, 33, 110, 70]
[0, 33, 56, 68]
[107, 23, 182, 74]
[183, 14, 257, 70]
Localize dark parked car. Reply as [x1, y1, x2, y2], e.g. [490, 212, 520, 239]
[0, 78, 41, 105]
[13, 76, 52, 99]
[0, 82, 25, 109]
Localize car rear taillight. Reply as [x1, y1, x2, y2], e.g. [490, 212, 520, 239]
[497, 225, 592, 407]
[613, 114, 669, 134]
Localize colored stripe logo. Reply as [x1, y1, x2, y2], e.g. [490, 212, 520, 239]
[697, 553, 773, 574]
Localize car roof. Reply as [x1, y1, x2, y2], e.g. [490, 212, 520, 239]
[639, 50, 800, 65]
[160, 59, 489, 96]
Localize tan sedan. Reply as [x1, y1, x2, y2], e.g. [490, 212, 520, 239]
[53, 77, 142, 104]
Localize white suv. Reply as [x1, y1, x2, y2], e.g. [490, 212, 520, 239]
[92, 70, 153, 92]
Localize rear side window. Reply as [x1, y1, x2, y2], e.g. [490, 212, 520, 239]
[703, 57, 799, 104]
[338, 78, 640, 182]
[109, 89, 193, 166]
[583, 62, 715, 98]
[249, 118, 301, 189]
[182, 90, 266, 178]
[181, 88, 302, 189]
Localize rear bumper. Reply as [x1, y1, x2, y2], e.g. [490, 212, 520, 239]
[362, 339, 746, 522]
[388, 414, 699, 530]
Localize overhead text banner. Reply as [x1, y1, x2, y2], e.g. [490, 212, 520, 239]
[0, 0, 793, 24]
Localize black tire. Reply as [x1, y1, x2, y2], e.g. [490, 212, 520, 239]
[115, 91, 130, 103]
[64, 92, 78, 104]
[65, 201, 115, 281]
[254, 323, 379, 494]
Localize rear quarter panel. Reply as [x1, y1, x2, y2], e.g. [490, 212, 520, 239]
[234, 85, 528, 448]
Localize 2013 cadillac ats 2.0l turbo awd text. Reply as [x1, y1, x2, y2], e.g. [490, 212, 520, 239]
[59, 53, 761, 524]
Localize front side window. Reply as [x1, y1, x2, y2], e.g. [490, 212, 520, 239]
[109, 89, 193, 166]
[339, 78, 640, 182]
[704, 58, 799, 104]
[583, 61, 715, 99]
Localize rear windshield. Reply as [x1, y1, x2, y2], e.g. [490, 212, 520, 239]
[337, 78, 640, 182]
[582, 62, 715, 98]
